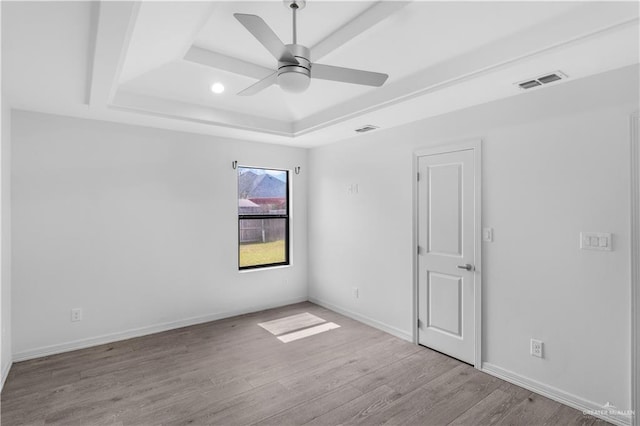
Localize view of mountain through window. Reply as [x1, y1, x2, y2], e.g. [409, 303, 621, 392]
[238, 167, 289, 269]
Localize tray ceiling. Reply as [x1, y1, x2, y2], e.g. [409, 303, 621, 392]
[2, 1, 639, 147]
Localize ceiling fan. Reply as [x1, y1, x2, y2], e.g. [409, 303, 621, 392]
[234, 0, 389, 95]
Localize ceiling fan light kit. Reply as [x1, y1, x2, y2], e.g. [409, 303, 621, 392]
[234, 0, 388, 96]
[278, 44, 311, 93]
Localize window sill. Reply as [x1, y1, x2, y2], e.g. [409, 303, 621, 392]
[238, 264, 291, 274]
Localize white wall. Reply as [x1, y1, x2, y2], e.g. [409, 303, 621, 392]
[1, 97, 11, 387]
[11, 112, 308, 359]
[308, 65, 638, 416]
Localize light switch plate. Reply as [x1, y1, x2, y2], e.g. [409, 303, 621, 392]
[580, 232, 612, 251]
[482, 228, 493, 242]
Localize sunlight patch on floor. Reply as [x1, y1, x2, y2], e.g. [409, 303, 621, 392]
[258, 312, 340, 343]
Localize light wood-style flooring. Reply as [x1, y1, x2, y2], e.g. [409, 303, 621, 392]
[1, 302, 608, 425]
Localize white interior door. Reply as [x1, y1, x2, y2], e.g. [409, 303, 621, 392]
[417, 146, 478, 365]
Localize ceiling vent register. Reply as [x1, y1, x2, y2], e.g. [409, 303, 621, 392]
[355, 125, 380, 133]
[516, 71, 567, 90]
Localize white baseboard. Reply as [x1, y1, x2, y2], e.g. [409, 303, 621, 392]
[1, 360, 12, 391]
[12, 296, 308, 362]
[482, 362, 632, 426]
[308, 296, 412, 342]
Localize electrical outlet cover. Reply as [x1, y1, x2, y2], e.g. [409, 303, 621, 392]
[530, 339, 543, 358]
[71, 308, 83, 322]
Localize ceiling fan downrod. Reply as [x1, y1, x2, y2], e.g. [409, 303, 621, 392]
[292, 3, 297, 44]
[285, 0, 305, 45]
[276, 0, 310, 93]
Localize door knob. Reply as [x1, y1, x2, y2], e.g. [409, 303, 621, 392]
[457, 264, 474, 271]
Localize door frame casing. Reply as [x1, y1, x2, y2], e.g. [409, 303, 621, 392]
[413, 139, 482, 368]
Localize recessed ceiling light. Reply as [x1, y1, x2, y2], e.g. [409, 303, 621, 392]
[210, 82, 225, 94]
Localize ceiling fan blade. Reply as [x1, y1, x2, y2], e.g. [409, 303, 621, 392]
[312, 63, 388, 87]
[310, 1, 411, 62]
[184, 46, 274, 80]
[238, 71, 278, 96]
[234, 13, 298, 64]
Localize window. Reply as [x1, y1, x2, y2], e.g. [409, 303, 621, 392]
[238, 167, 289, 269]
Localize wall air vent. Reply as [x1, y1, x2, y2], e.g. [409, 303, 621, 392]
[516, 71, 567, 90]
[355, 125, 379, 133]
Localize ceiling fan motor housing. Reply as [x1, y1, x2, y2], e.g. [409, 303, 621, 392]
[278, 44, 311, 92]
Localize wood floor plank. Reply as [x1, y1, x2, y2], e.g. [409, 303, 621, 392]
[168, 381, 297, 425]
[0, 302, 610, 426]
[497, 392, 565, 425]
[278, 335, 418, 395]
[303, 385, 403, 426]
[349, 347, 459, 396]
[355, 364, 491, 425]
[401, 369, 502, 425]
[543, 404, 593, 426]
[185, 337, 416, 425]
[449, 384, 532, 426]
[243, 327, 389, 388]
[253, 385, 364, 426]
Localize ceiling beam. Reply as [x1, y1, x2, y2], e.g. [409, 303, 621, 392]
[111, 91, 292, 136]
[118, 2, 217, 84]
[183, 46, 274, 80]
[87, 1, 140, 108]
[310, 1, 411, 62]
